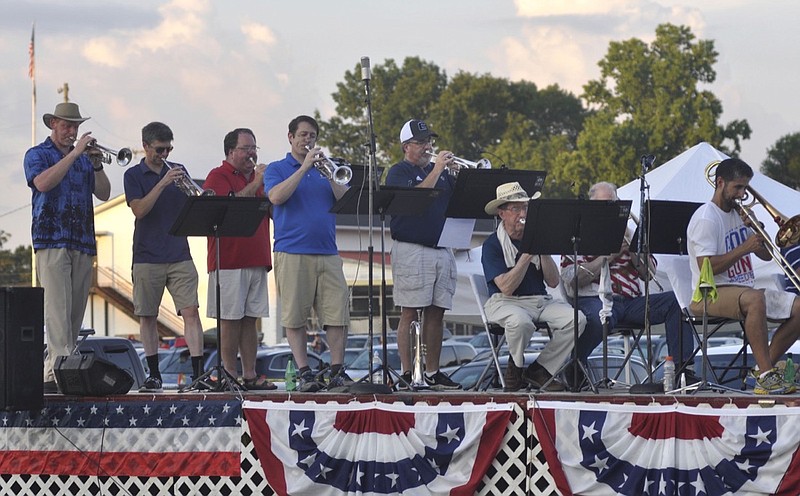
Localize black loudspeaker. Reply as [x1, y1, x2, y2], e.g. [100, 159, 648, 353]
[55, 353, 134, 396]
[0, 287, 44, 411]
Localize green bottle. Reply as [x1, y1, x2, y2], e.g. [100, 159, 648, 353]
[285, 358, 297, 391]
[785, 353, 796, 384]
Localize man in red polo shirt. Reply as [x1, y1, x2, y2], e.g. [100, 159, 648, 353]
[204, 128, 275, 390]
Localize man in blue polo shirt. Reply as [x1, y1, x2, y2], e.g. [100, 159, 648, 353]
[385, 119, 461, 390]
[24, 102, 111, 394]
[123, 122, 206, 392]
[264, 115, 351, 392]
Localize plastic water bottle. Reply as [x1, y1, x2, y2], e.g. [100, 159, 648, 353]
[663, 355, 675, 393]
[372, 350, 384, 384]
[285, 358, 297, 392]
[785, 354, 796, 384]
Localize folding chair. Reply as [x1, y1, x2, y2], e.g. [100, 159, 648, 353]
[666, 256, 748, 391]
[468, 273, 551, 391]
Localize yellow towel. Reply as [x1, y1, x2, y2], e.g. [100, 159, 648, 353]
[692, 257, 718, 303]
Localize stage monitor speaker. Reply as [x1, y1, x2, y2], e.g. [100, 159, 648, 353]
[55, 353, 134, 396]
[0, 287, 44, 411]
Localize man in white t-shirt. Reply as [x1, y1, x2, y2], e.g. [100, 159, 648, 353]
[687, 157, 800, 394]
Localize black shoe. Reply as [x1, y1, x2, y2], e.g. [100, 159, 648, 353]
[43, 381, 59, 394]
[243, 375, 277, 391]
[523, 363, 566, 392]
[396, 371, 413, 390]
[140, 376, 163, 392]
[298, 369, 325, 392]
[424, 370, 462, 390]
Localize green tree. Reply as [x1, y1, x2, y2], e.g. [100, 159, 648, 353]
[762, 133, 800, 190]
[317, 57, 586, 191]
[0, 244, 33, 286]
[558, 23, 751, 195]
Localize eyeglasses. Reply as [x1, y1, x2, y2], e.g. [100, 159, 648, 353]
[152, 145, 173, 154]
[407, 138, 435, 146]
[235, 146, 260, 152]
[502, 204, 528, 213]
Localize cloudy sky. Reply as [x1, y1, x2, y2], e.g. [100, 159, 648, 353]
[1, 0, 798, 248]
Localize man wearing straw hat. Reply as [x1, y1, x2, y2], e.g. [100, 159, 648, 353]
[23, 102, 111, 394]
[481, 182, 585, 391]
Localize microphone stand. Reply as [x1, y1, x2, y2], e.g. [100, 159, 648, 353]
[360, 56, 385, 383]
[629, 155, 662, 393]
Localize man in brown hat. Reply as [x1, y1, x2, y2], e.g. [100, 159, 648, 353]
[23, 102, 111, 394]
[481, 182, 585, 391]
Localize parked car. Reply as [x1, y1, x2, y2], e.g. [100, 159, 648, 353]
[320, 348, 362, 368]
[140, 347, 215, 389]
[346, 342, 476, 380]
[346, 332, 398, 350]
[449, 352, 650, 391]
[204, 347, 324, 382]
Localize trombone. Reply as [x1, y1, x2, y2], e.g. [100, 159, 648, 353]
[705, 160, 800, 292]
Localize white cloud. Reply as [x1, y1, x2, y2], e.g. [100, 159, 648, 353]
[513, 0, 632, 17]
[241, 22, 276, 46]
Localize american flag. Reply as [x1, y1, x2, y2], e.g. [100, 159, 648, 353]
[0, 399, 242, 477]
[243, 400, 514, 496]
[28, 24, 34, 80]
[531, 400, 800, 495]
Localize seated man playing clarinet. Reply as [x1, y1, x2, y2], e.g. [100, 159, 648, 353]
[560, 181, 695, 386]
[481, 182, 585, 391]
[687, 157, 800, 395]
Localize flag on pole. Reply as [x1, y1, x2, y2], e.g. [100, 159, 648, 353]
[28, 24, 35, 80]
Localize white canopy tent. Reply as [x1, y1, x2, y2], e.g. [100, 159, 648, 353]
[617, 141, 800, 308]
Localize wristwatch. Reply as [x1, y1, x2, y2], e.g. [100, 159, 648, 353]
[93, 164, 104, 172]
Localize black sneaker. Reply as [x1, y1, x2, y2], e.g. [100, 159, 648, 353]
[396, 371, 413, 391]
[328, 370, 354, 389]
[140, 376, 163, 392]
[298, 369, 325, 392]
[424, 370, 462, 390]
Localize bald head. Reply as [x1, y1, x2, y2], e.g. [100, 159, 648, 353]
[588, 182, 618, 201]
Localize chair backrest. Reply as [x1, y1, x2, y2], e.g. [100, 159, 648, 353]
[468, 273, 492, 327]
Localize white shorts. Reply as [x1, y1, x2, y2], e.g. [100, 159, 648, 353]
[207, 267, 269, 320]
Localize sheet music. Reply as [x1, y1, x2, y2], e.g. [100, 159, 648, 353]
[437, 218, 475, 249]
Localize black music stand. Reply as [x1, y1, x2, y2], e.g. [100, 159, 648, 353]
[169, 196, 270, 392]
[629, 200, 702, 257]
[331, 186, 440, 390]
[522, 199, 631, 392]
[446, 169, 547, 219]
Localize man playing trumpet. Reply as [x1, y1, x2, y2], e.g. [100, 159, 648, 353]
[560, 182, 695, 387]
[24, 102, 111, 394]
[688, 158, 800, 394]
[123, 122, 206, 391]
[265, 115, 351, 392]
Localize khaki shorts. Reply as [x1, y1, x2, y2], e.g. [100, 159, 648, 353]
[274, 252, 350, 329]
[133, 261, 199, 316]
[207, 267, 269, 319]
[391, 240, 456, 309]
[690, 285, 796, 321]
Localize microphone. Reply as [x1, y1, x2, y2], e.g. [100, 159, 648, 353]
[641, 154, 656, 170]
[360, 56, 371, 81]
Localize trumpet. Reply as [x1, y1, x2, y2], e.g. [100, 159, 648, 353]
[426, 151, 491, 177]
[163, 158, 215, 197]
[304, 145, 353, 185]
[705, 160, 800, 292]
[75, 138, 133, 166]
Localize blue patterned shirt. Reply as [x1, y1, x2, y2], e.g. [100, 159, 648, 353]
[23, 137, 98, 254]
